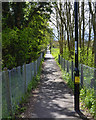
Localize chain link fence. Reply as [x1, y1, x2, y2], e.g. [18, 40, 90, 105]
[2, 51, 45, 118]
[58, 55, 96, 91]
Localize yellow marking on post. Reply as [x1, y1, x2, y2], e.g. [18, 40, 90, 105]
[75, 76, 80, 83]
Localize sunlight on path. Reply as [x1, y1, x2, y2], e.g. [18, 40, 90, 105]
[20, 48, 82, 119]
[45, 50, 53, 59]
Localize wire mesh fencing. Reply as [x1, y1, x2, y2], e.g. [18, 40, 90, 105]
[58, 55, 96, 91]
[2, 52, 45, 118]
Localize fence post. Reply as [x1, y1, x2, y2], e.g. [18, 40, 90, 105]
[4, 68, 12, 116]
[40, 53, 41, 61]
[37, 58, 39, 73]
[38, 57, 39, 69]
[39, 56, 40, 67]
[24, 63, 27, 93]
[36, 60, 37, 75]
[60, 55, 61, 65]
[41, 53, 42, 63]
[61, 56, 62, 68]
[58, 54, 60, 64]
[43, 51, 45, 58]
[81, 64, 83, 87]
[42, 51, 44, 59]
[64, 59, 65, 71]
[62, 57, 63, 68]
[71, 61, 74, 81]
[67, 60, 69, 73]
[40, 53, 42, 62]
[30, 63, 32, 80]
[61, 57, 63, 69]
[41, 52, 43, 59]
[62, 58, 64, 69]
[34, 61, 36, 77]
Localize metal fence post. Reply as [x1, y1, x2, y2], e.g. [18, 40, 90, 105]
[60, 55, 61, 65]
[67, 60, 69, 73]
[34, 61, 36, 77]
[4, 68, 12, 116]
[62, 57, 63, 69]
[40, 53, 42, 60]
[39, 56, 40, 67]
[61, 56, 62, 68]
[81, 64, 83, 87]
[64, 59, 65, 71]
[37, 58, 39, 73]
[42, 51, 44, 59]
[58, 54, 60, 64]
[41, 52, 42, 59]
[71, 61, 74, 81]
[62, 58, 64, 70]
[24, 63, 27, 93]
[35, 60, 37, 75]
[30, 63, 32, 80]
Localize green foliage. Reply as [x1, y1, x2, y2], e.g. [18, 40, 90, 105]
[51, 48, 59, 61]
[2, 2, 53, 69]
[62, 71, 74, 89]
[79, 47, 94, 67]
[2, 2, 52, 29]
[80, 87, 96, 118]
[2, 17, 52, 69]
[63, 48, 71, 61]
[80, 87, 86, 101]
[52, 47, 94, 67]
[2, 27, 28, 69]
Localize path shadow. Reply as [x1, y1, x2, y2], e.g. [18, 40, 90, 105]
[30, 60, 82, 119]
[19, 51, 89, 119]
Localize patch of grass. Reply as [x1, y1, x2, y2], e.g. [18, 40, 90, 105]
[80, 87, 96, 119]
[51, 48, 59, 61]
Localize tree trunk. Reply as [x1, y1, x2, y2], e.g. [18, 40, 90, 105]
[13, 2, 23, 29]
[87, 13, 91, 58]
[94, 3, 96, 78]
[59, 23, 63, 54]
[89, 2, 96, 78]
[79, 3, 81, 48]
[82, 2, 85, 49]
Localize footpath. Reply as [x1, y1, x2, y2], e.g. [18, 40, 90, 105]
[20, 49, 88, 119]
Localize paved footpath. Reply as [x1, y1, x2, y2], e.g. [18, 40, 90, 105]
[20, 49, 87, 119]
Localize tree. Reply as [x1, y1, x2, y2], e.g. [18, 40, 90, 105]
[89, 2, 96, 78]
[2, 2, 53, 69]
[87, 12, 92, 58]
